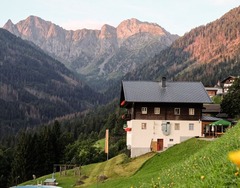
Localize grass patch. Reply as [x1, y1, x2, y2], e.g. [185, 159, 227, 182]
[91, 138, 210, 188]
[79, 152, 155, 187]
[21, 122, 240, 188]
[94, 122, 240, 187]
[94, 138, 105, 151]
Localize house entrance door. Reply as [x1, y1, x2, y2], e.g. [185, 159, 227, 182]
[157, 139, 163, 151]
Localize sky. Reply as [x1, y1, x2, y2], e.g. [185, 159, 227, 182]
[0, 0, 239, 36]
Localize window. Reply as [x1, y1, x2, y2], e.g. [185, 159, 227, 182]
[189, 123, 194, 131]
[169, 139, 174, 142]
[141, 123, 147, 129]
[174, 123, 180, 130]
[174, 108, 180, 115]
[154, 107, 160, 114]
[141, 107, 147, 114]
[189, 108, 195, 115]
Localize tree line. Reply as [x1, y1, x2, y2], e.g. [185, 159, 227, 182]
[0, 101, 126, 188]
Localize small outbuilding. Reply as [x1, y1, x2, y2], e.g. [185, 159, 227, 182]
[44, 178, 58, 186]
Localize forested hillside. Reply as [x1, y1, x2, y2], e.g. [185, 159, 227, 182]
[0, 28, 106, 137]
[1, 5, 240, 188]
[125, 6, 240, 86]
[0, 100, 126, 188]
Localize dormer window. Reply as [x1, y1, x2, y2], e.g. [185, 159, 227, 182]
[141, 107, 147, 114]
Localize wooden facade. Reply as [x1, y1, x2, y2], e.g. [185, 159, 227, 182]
[221, 76, 236, 94]
[125, 102, 202, 121]
[205, 87, 218, 98]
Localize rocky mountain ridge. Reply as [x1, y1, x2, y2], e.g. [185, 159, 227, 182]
[3, 16, 178, 89]
[125, 6, 240, 86]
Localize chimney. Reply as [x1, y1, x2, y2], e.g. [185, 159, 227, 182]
[162, 77, 166, 88]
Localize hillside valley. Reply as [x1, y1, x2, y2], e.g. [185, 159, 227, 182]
[3, 17, 178, 90]
[1, 5, 240, 188]
[0, 28, 105, 136]
[125, 6, 240, 86]
[0, 6, 239, 139]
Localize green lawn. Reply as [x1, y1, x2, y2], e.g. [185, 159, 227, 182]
[89, 138, 210, 188]
[86, 122, 240, 187]
[94, 138, 105, 151]
[21, 121, 240, 188]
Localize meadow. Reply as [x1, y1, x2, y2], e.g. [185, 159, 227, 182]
[21, 122, 240, 187]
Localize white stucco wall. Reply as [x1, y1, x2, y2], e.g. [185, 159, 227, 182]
[126, 120, 202, 157]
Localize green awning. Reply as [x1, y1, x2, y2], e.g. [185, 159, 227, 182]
[209, 119, 231, 126]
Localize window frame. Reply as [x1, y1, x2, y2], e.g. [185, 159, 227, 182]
[189, 108, 195, 115]
[174, 108, 180, 115]
[141, 123, 147, 129]
[174, 123, 180, 130]
[189, 123, 194, 131]
[141, 107, 147, 114]
[154, 107, 161, 114]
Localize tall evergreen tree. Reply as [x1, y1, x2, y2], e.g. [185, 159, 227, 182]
[10, 132, 33, 185]
[0, 146, 13, 188]
[221, 78, 240, 118]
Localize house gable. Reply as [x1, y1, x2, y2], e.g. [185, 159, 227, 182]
[221, 76, 237, 94]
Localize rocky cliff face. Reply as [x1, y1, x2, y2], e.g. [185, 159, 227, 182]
[3, 16, 178, 88]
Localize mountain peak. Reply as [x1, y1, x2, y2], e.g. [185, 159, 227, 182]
[3, 19, 20, 36]
[5, 19, 14, 26]
[99, 24, 116, 39]
[123, 18, 141, 25]
[3, 16, 178, 88]
[116, 18, 166, 39]
[21, 15, 53, 29]
[6, 15, 66, 41]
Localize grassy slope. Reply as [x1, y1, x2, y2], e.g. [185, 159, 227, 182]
[99, 122, 240, 188]
[91, 138, 210, 188]
[80, 152, 155, 187]
[21, 122, 240, 188]
[20, 152, 155, 187]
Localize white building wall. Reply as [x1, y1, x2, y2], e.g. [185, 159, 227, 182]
[127, 120, 202, 157]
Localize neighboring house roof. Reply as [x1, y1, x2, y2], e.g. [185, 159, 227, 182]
[44, 178, 56, 183]
[202, 116, 222, 122]
[202, 104, 221, 113]
[205, 87, 218, 91]
[121, 81, 212, 104]
[221, 76, 236, 83]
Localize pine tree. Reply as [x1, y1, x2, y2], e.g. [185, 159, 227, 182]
[221, 78, 240, 118]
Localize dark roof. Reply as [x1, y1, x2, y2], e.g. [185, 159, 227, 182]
[121, 81, 212, 104]
[221, 76, 236, 83]
[202, 104, 221, 113]
[202, 116, 222, 122]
